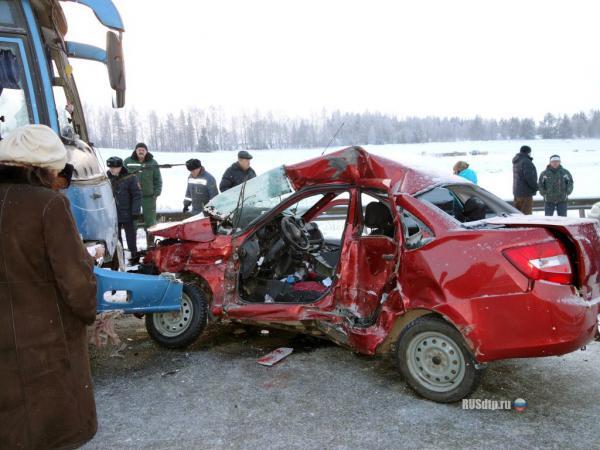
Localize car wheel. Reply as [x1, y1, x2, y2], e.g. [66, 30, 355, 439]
[395, 316, 485, 403]
[145, 283, 208, 349]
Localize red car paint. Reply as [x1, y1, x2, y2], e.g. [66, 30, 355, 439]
[145, 146, 600, 362]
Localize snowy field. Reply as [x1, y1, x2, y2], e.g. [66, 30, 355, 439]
[99, 139, 600, 214]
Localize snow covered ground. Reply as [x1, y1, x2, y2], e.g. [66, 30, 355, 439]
[99, 139, 600, 213]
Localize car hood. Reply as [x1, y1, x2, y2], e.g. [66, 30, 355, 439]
[149, 216, 216, 242]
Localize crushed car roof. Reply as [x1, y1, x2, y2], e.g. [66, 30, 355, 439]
[284, 146, 459, 194]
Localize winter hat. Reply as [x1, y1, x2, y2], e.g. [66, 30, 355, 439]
[520, 145, 532, 154]
[549, 154, 561, 162]
[589, 202, 600, 221]
[106, 156, 123, 168]
[0, 124, 67, 170]
[186, 158, 201, 171]
[134, 142, 148, 151]
[238, 150, 253, 160]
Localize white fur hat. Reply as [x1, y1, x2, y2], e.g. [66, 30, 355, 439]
[0, 124, 67, 170]
[589, 202, 600, 221]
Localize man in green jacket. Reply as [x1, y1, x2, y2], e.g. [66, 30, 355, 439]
[123, 142, 162, 247]
[538, 154, 573, 217]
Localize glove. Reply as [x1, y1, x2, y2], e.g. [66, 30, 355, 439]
[133, 213, 143, 222]
[183, 205, 190, 213]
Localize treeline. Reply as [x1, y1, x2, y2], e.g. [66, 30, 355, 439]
[83, 105, 600, 152]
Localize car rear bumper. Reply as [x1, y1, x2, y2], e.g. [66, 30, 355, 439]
[441, 281, 599, 363]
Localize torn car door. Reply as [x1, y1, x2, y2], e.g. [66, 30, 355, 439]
[221, 187, 355, 325]
[336, 179, 400, 327]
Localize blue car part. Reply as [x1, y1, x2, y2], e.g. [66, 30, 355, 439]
[94, 267, 183, 314]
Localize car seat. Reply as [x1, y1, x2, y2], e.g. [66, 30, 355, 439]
[364, 202, 395, 238]
[458, 197, 487, 222]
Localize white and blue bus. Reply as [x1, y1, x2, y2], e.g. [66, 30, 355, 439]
[0, 0, 204, 348]
[0, 0, 124, 263]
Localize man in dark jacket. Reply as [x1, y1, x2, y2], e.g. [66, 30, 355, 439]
[219, 150, 257, 192]
[107, 156, 142, 259]
[123, 142, 162, 247]
[183, 158, 218, 214]
[538, 154, 573, 217]
[512, 145, 538, 214]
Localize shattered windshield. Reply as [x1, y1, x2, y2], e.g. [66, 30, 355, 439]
[205, 166, 294, 225]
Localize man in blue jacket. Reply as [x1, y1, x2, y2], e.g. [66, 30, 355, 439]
[107, 156, 142, 260]
[183, 158, 218, 215]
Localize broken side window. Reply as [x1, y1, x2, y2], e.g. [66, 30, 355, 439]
[401, 209, 434, 250]
[418, 184, 516, 224]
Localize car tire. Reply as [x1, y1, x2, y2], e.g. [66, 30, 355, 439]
[395, 315, 485, 403]
[145, 283, 208, 349]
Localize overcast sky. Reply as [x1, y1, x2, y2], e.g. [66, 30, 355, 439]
[62, 0, 600, 119]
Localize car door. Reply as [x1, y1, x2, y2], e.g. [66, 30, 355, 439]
[335, 179, 401, 327]
[222, 187, 356, 324]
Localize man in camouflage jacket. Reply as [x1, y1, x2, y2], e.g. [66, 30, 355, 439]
[538, 154, 573, 217]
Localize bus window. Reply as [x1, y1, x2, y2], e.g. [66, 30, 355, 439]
[0, 0, 27, 30]
[53, 83, 76, 140]
[0, 42, 33, 135]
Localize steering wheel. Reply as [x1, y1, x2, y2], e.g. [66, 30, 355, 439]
[280, 216, 310, 252]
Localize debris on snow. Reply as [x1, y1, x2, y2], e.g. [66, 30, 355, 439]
[89, 311, 123, 347]
[257, 347, 294, 366]
[110, 342, 128, 358]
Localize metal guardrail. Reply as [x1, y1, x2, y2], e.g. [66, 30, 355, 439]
[522, 198, 600, 218]
[153, 197, 600, 225]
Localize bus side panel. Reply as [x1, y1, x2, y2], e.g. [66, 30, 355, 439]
[66, 179, 119, 257]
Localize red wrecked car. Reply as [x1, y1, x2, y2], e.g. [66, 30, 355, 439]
[142, 146, 600, 402]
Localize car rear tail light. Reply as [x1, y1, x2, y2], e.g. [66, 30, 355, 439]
[502, 240, 573, 285]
